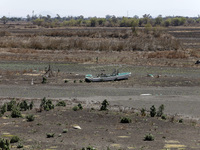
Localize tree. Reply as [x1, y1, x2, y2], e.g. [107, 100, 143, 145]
[90, 18, 97, 27]
[1, 16, 8, 24]
[155, 15, 163, 25]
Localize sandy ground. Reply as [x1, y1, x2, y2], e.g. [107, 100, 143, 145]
[0, 84, 200, 120]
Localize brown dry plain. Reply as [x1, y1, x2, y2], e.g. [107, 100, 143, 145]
[1, 25, 200, 150]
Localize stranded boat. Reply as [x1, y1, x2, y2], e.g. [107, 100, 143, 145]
[85, 71, 131, 82]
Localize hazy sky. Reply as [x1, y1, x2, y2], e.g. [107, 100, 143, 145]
[1, 0, 200, 18]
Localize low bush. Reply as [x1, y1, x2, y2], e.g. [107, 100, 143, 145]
[78, 103, 83, 110]
[157, 104, 164, 117]
[150, 105, 156, 117]
[1, 103, 7, 115]
[56, 101, 66, 107]
[144, 133, 154, 141]
[46, 133, 55, 138]
[26, 114, 35, 122]
[40, 97, 54, 111]
[82, 146, 96, 150]
[62, 129, 68, 133]
[11, 107, 21, 118]
[100, 99, 109, 111]
[72, 106, 79, 111]
[17, 143, 23, 148]
[140, 108, 146, 116]
[7, 99, 16, 111]
[120, 117, 132, 123]
[19, 100, 29, 111]
[10, 136, 20, 143]
[0, 138, 10, 150]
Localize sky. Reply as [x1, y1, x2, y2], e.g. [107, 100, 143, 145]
[0, 0, 200, 18]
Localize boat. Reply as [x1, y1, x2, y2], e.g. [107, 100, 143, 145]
[85, 71, 131, 82]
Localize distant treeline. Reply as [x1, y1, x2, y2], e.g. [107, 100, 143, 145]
[1, 14, 200, 28]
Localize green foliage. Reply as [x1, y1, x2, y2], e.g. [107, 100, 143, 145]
[100, 99, 109, 111]
[1, 103, 7, 115]
[150, 105, 156, 117]
[0, 138, 10, 150]
[46, 133, 55, 138]
[56, 101, 66, 107]
[178, 119, 183, 123]
[82, 146, 96, 150]
[144, 133, 154, 141]
[120, 117, 132, 123]
[78, 103, 83, 110]
[140, 108, 146, 116]
[10, 136, 20, 143]
[161, 115, 167, 120]
[7, 99, 16, 111]
[11, 107, 21, 118]
[19, 100, 29, 111]
[17, 143, 23, 148]
[42, 77, 47, 84]
[29, 101, 34, 110]
[40, 97, 54, 111]
[26, 114, 35, 122]
[62, 129, 68, 133]
[157, 104, 164, 117]
[72, 106, 79, 111]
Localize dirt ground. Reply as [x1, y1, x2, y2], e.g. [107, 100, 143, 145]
[1, 26, 200, 150]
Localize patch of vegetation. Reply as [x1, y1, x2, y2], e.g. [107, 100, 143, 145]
[178, 119, 183, 123]
[72, 106, 79, 111]
[10, 136, 20, 143]
[140, 108, 146, 116]
[26, 114, 35, 122]
[78, 103, 83, 110]
[157, 104, 164, 117]
[1, 103, 7, 115]
[19, 100, 29, 111]
[29, 101, 34, 110]
[150, 105, 156, 117]
[46, 133, 55, 138]
[11, 107, 21, 118]
[161, 115, 167, 120]
[100, 99, 109, 111]
[17, 143, 23, 149]
[0, 138, 10, 150]
[40, 97, 54, 111]
[7, 99, 16, 111]
[144, 133, 154, 141]
[56, 101, 66, 107]
[82, 146, 96, 150]
[62, 129, 68, 133]
[42, 77, 47, 84]
[120, 117, 132, 123]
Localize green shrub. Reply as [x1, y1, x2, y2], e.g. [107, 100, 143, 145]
[19, 100, 29, 111]
[29, 101, 34, 110]
[1, 103, 7, 115]
[161, 114, 167, 120]
[178, 119, 183, 123]
[64, 80, 68, 83]
[120, 117, 132, 123]
[78, 103, 83, 110]
[157, 104, 164, 117]
[100, 99, 109, 111]
[42, 77, 47, 84]
[73, 106, 79, 111]
[144, 133, 154, 141]
[46, 133, 54, 138]
[7, 99, 16, 111]
[10, 136, 20, 143]
[40, 97, 54, 111]
[11, 107, 21, 118]
[26, 114, 35, 122]
[0, 138, 10, 150]
[62, 129, 68, 133]
[150, 105, 156, 117]
[56, 101, 66, 107]
[140, 108, 146, 116]
[82, 146, 96, 150]
[17, 143, 23, 148]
